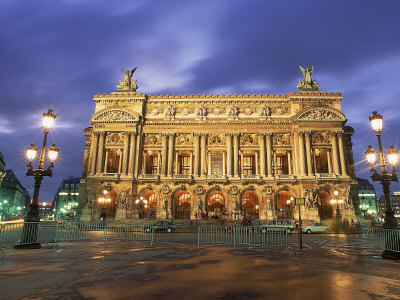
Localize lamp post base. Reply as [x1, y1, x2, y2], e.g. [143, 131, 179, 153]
[14, 242, 41, 249]
[382, 249, 400, 260]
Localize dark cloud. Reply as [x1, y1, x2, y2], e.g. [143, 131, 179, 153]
[1, 0, 400, 200]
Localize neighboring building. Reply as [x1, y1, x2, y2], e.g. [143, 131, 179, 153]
[78, 67, 358, 223]
[0, 170, 25, 220]
[0, 151, 5, 183]
[53, 176, 80, 220]
[39, 202, 53, 219]
[357, 178, 378, 219]
[378, 193, 400, 220]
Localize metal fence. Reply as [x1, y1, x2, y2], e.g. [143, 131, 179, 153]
[1, 222, 289, 250]
[196, 226, 288, 248]
[367, 228, 400, 253]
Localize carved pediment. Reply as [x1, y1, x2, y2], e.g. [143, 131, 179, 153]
[297, 107, 345, 122]
[91, 108, 139, 123]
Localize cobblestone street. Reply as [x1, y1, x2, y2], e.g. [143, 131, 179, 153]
[1, 238, 399, 300]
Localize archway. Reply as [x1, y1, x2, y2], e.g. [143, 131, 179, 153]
[275, 190, 293, 219]
[318, 190, 333, 219]
[143, 190, 158, 219]
[241, 191, 259, 219]
[208, 191, 225, 219]
[174, 191, 191, 219]
[97, 189, 118, 220]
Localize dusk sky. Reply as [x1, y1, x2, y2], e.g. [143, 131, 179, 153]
[1, 0, 400, 202]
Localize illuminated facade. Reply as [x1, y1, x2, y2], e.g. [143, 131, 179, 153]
[78, 70, 358, 223]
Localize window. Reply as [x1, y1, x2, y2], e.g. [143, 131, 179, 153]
[315, 149, 329, 173]
[179, 155, 191, 175]
[275, 154, 288, 175]
[107, 149, 120, 173]
[150, 155, 159, 174]
[243, 155, 255, 175]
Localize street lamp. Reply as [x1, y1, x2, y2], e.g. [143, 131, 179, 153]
[15, 109, 58, 249]
[365, 111, 398, 229]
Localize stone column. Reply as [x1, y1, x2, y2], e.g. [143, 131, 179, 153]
[305, 131, 312, 176]
[313, 150, 317, 174]
[134, 133, 142, 178]
[167, 134, 174, 177]
[128, 133, 136, 176]
[331, 132, 340, 175]
[338, 132, 347, 176]
[327, 149, 332, 173]
[233, 134, 239, 177]
[90, 133, 99, 175]
[104, 149, 109, 173]
[142, 151, 148, 174]
[226, 134, 233, 176]
[240, 151, 244, 176]
[255, 152, 259, 175]
[273, 151, 277, 175]
[157, 151, 161, 175]
[259, 135, 266, 177]
[287, 152, 292, 175]
[222, 152, 226, 175]
[298, 132, 305, 177]
[291, 133, 298, 176]
[118, 150, 123, 174]
[201, 134, 207, 176]
[194, 134, 200, 177]
[208, 152, 211, 175]
[190, 152, 193, 175]
[161, 135, 168, 176]
[266, 134, 272, 177]
[96, 132, 105, 174]
[122, 133, 129, 175]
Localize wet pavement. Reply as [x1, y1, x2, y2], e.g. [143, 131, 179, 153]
[0, 238, 399, 300]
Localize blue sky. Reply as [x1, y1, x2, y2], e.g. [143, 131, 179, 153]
[1, 0, 400, 202]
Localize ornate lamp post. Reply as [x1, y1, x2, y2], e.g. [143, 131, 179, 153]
[330, 190, 343, 232]
[15, 109, 58, 249]
[365, 111, 398, 229]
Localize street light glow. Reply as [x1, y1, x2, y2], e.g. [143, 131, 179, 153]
[48, 144, 59, 162]
[369, 111, 383, 133]
[42, 109, 56, 130]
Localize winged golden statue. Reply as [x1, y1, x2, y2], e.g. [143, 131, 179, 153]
[117, 67, 138, 92]
[297, 65, 319, 91]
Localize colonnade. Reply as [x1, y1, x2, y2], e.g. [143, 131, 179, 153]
[86, 130, 348, 178]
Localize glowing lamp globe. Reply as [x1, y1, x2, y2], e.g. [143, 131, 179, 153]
[42, 109, 56, 130]
[48, 144, 59, 162]
[26, 144, 37, 161]
[365, 145, 377, 165]
[369, 111, 383, 133]
[387, 146, 399, 166]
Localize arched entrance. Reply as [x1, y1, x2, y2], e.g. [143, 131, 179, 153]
[276, 190, 293, 219]
[98, 189, 118, 220]
[174, 191, 191, 219]
[318, 190, 333, 219]
[143, 190, 158, 219]
[208, 191, 225, 219]
[241, 191, 259, 218]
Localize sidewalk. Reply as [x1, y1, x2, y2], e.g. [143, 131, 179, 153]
[1, 240, 399, 300]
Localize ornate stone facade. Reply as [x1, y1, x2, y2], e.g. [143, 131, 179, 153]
[78, 71, 358, 223]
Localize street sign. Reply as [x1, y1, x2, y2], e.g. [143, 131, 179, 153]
[295, 197, 305, 205]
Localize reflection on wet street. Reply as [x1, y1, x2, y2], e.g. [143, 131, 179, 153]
[0, 239, 399, 300]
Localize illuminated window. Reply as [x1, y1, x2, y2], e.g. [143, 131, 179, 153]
[179, 155, 191, 175]
[243, 155, 255, 175]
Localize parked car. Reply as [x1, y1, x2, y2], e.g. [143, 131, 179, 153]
[143, 221, 175, 233]
[262, 219, 295, 233]
[225, 221, 253, 233]
[302, 222, 330, 234]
